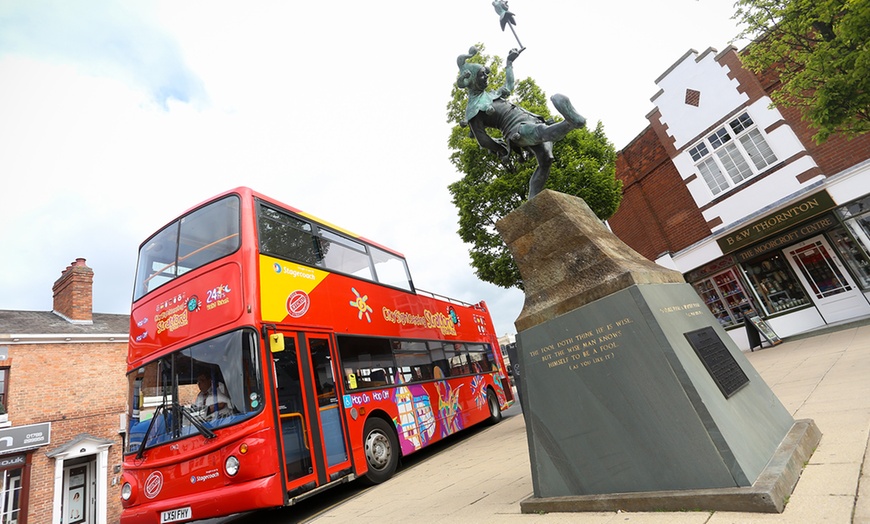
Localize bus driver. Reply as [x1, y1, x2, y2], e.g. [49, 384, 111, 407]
[192, 373, 234, 420]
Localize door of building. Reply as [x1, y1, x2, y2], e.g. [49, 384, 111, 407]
[63, 460, 95, 524]
[0, 465, 22, 524]
[785, 234, 870, 323]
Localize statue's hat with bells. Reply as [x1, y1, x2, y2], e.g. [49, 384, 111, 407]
[455, 47, 485, 90]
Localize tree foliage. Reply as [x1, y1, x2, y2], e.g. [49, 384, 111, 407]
[446, 47, 622, 290]
[734, 0, 870, 142]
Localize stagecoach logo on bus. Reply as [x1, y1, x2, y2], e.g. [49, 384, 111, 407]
[144, 471, 163, 499]
[190, 470, 220, 484]
[273, 262, 316, 279]
[286, 290, 310, 318]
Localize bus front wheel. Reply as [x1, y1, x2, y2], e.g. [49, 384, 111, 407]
[363, 417, 399, 484]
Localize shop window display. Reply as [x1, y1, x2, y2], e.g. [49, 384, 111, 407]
[693, 268, 755, 327]
[828, 228, 870, 289]
[835, 197, 870, 289]
[741, 253, 810, 315]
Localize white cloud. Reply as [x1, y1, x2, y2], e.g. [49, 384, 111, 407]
[0, 0, 747, 336]
[0, 0, 205, 107]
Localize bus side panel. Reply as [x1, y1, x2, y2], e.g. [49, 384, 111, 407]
[342, 372, 499, 472]
[258, 255, 494, 342]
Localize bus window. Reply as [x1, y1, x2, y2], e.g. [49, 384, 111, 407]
[393, 340, 433, 383]
[429, 342, 447, 379]
[134, 195, 240, 301]
[337, 336, 395, 389]
[125, 329, 263, 454]
[371, 246, 413, 292]
[466, 343, 492, 373]
[257, 204, 323, 266]
[319, 230, 374, 280]
[443, 343, 470, 376]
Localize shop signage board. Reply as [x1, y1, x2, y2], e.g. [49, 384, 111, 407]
[734, 214, 839, 263]
[0, 422, 51, 454]
[718, 191, 837, 254]
[745, 312, 782, 350]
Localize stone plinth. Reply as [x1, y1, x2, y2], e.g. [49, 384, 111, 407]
[496, 190, 683, 332]
[495, 190, 820, 513]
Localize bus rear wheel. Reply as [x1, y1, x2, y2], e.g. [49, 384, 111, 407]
[363, 417, 399, 484]
[487, 389, 503, 424]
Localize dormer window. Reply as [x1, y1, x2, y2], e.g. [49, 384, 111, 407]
[688, 112, 778, 196]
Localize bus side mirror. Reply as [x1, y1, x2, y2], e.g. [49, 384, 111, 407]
[269, 333, 285, 353]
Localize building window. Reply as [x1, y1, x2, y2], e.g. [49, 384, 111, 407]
[740, 253, 810, 315]
[688, 112, 778, 196]
[0, 367, 7, 410]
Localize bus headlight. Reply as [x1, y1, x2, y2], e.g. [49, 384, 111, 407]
[121, 482, 133, 500]
[225, 456, 240, 477]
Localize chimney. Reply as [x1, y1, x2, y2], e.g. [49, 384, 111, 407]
[52, 258, 94, 323]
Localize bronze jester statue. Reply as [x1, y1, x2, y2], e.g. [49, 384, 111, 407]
[456, 46, 586, 198]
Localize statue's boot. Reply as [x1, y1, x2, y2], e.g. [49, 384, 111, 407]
[551, 94, 586, 128]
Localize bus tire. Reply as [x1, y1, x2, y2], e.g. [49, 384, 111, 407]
[487, 389, 503, 424]
[363, 417, 399, 484]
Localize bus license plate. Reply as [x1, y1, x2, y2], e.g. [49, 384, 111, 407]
[160, 506, 192, 523]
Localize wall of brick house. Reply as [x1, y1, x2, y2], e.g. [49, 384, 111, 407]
[719, 47, 769, 106]
[775, 103, 870, 177]
[738, 47, 870, 180]
[610, 127, 711, 261]
[7, 341, 127, 524]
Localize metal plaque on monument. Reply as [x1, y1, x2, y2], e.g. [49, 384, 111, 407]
[496, 190, 821, 513]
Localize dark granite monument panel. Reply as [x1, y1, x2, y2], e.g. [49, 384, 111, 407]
[685, 327, 749, 398]
[516, 283, 795, 497]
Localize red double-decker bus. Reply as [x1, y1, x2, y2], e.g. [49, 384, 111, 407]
[120, 187, 513, 523]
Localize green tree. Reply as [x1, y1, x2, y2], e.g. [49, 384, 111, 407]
[446, 47, 622, 290]
[734, 0, 870, 142]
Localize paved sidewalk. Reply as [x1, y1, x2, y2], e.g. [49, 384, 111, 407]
[309, 322, 870, 523]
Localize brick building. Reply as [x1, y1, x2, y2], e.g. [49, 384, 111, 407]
[0, 259, 128, 524]
[610, 46, 870, 350]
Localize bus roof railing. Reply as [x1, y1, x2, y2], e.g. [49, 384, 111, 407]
[415, 289, 485, 310]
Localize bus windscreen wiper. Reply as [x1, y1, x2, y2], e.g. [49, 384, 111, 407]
[177, 402, 217, 440]
[135, 403, 164, 459]
[135, 402, 216, 459]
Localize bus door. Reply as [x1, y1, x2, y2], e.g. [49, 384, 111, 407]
[271, 331, 349, 492]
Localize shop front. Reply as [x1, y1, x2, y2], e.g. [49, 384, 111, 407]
[688, 190, 870, 344]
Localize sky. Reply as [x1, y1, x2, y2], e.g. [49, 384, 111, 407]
[0, 0, 750, 338]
